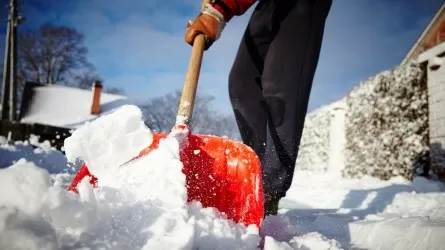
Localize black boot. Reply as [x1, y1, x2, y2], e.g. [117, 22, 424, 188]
[264, 193, 279, 216]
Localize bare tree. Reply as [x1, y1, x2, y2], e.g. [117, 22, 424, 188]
[139, 90, 240, 139]
[104, 86, 125, 95]
[139, 91, 180, 133]
[70, 70, 124, 94]
[17, 23, 95, 85]
[72, 69, 102, 89]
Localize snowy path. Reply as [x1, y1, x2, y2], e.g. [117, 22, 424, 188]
[261, 171, 445, 249]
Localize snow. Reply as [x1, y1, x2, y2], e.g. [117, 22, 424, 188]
[349, 189, 445, 249]
[279, 171, 445, 249]
[0, 134, 81, 175]
[1, 104, 445, 249]
[20, 84, 132, 129]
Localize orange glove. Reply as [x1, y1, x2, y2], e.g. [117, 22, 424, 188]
[185, 4, 226, 50]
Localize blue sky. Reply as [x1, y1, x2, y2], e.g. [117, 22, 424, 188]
[0, 0, 443, 114]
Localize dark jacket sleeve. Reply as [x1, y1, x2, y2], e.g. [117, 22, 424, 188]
[212, 0, 257, 21]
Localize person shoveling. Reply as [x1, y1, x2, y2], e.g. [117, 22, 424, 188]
[68, 0, 332, 231]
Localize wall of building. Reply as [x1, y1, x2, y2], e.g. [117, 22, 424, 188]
[423, 45, 445, 179]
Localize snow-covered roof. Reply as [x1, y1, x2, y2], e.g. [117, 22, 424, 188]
[20, 83, 132, 130]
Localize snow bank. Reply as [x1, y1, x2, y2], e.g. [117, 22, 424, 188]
[343, 62, 428, 180]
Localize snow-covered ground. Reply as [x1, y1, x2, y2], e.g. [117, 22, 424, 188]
[1, 105, 445, 250]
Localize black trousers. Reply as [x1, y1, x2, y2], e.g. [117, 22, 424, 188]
[229, 0, 332, 199]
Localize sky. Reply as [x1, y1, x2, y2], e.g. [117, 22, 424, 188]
[0, 0, 443, 114]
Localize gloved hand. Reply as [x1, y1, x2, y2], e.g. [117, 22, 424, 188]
[185, 4, 226, 50]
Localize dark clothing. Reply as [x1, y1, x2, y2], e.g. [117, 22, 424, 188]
[228, 0, 332, 201]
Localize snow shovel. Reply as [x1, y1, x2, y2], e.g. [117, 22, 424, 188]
[67, 0, 264, 229]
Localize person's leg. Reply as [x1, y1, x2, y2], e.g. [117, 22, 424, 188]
[261, 0, 333, 214]
[228, 0, 275, 161]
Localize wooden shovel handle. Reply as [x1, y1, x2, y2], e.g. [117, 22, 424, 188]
[176, 0, 212, 127]
[176, 34, 205, 127]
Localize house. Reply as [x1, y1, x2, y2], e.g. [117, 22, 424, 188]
[0, 81, 132, 150]
[401, 2, 445, 180]
[20, 81, 131, 130]
[401, 2, 445, 64]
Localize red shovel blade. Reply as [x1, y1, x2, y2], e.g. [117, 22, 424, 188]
[67, 130, 264, 228]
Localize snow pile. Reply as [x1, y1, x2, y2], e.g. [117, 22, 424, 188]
[0, 134, 80, 174]
[0, 105, 262, 249]
[343, 62, 428, 180]
[0, 162, 343, 250]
